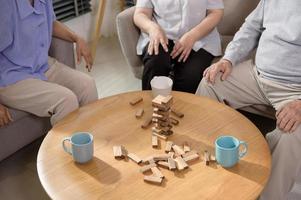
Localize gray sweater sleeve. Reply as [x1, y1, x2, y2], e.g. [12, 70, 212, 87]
[223, 0, 265, 66]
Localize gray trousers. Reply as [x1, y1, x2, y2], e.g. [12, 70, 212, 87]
[196, 59, 301, 200]
[0, 57, 98, 125]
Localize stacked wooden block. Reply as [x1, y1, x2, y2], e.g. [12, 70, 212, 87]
[152, 95, 173, 140]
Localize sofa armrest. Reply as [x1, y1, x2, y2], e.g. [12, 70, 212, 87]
[49, 37, 76, 69]
[116, 7, 143, 79]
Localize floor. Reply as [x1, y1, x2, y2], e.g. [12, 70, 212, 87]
[0, 36, 141, 200]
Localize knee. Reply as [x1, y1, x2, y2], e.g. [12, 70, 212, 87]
[196, 78, 211, 96]
[61, 89, 79, 111]
[80, 74, 98, 104]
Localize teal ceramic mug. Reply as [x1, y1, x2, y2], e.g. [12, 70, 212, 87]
[62, 132, 94, 163]
[215, 135, 248, 168]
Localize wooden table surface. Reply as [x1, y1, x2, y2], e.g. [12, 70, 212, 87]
[37, 91, 271, 200]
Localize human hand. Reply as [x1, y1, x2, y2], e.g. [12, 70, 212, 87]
[148, 24, 169, 55]
[203, 59, 233, 84]
[276, 100, 301, 133]
[0, 104, 12, 127]
[75, 36, 93, 72]
[170, 32, 196, 62]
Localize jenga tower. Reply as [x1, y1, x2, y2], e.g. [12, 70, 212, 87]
[151, 95, 173, 136]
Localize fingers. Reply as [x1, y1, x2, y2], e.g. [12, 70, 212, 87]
[221, 66, 231, 81]
[147, 40, 154, 55]
[154, 39, 159, 55]
[76, 46, 81, 64]
[290, 121, 300, 133]
[160, 38, 168, 52]
[283, 119, 295, 133]
[203, 67, 210, 77]
[0, 119, 4, 127]
[171, 43, 184, 59]
[178, 49, 191, 63]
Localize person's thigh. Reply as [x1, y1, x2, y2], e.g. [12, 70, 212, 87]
[46, 57, 98, 106]
[196, 59, 271, 109]
[260, 127, 301, 200]
[0, 78, 79, 125]
[173, 48, 214, 93]
[141, 44, 172, 90]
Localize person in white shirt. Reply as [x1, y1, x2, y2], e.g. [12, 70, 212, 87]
[134, 0, 224, 93]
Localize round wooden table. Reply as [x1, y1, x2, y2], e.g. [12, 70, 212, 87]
[37, 91, 271, 200]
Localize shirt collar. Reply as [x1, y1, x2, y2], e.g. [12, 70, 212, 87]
[16, 0, 46, 19]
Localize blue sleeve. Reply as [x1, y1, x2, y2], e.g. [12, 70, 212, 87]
[0, 1, 13, 52]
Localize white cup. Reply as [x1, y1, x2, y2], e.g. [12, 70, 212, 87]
[150, 76, 173, 97]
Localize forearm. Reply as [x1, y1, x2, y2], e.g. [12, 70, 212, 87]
[133, 9, 158, 34]
[52, 20, 78, 43]
[188, 9, 223, 42]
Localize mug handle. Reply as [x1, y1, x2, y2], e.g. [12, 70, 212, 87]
[62, 137, 72, 155]
[239, 141, 248, 158]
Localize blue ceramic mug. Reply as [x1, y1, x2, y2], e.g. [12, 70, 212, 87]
[62, 132, 94, 163]
[215, 136, 248, 168]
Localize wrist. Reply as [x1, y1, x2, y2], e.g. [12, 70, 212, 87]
[71, 33, 79, 43]
[221, 59, 233, 67]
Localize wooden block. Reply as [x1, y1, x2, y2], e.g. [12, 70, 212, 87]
[128, 153, 142, 164]
[152, 127, 163, 134]
[157, 161, 169, 169]
[183, 154, 199, 162]
[152, 135, 158, 148]
[172, 145, 185, 155]
[152, 113, 168, 120]
[171, 109, 184, 118]
[113, 146, 127, 158]
[161, 95, 173, 105]
[135, 108, 144, 118]
[168, 158, 177, 170]
[175, 157, 188, 170]
[153, 154, 170, 161]
[141, 116, 152, 129]
[210, 155, 216, 162]
[153, 108, 170, 116]
[183, 142, 190, 152]
[140, 163, 157, 173]
[204, 150, 210, 166]
[182, 150, 198, 158]
[152, 132, 168, 140]
[144, 175, 163, 184]
[161, 130, 173, 136]
[168, 152, 175, 158]
[142, 156, 155, 164]
[165, 141, 173, 152]
[151, 167, 164, 178]
[170, 117, 179, 125]
[129, 97, 143, 106]
[160, 125, 172, 132]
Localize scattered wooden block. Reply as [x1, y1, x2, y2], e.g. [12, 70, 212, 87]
[152, 127, 163, 134]
[210, 155, 216, 162]
[183, 142, 190, 152]
[113, 146, 127, 158]
[175, 157, 188, 170]
[170, 117, 179, 125]
[165, 141, 173, 152]
[141, 116, 152, 129]
[153, 154, 170, 161]
[142, 156, 155, 164]
[168, 152, 175, 158]
[128, 153, 142, 164]
[151, 167, 164, 178]
[135, 108, 144, 118]
[144, 175, 163, 184]
[168, 158, 177, 170]
[140, 163, 157, 173]
[157, 161, 169, 169]
[183, 153, 199, 162]
[129, 97, 143, 106]
[204, 150, 210, 166]
[171, 109, 184, 118]
[152, 135, 158, 148]
[182, 150, 198, 158]
[152, 132, 167, 140]
[172, 145, 185, 155]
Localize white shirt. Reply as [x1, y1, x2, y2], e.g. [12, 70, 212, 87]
[136, 0, 224, 56]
